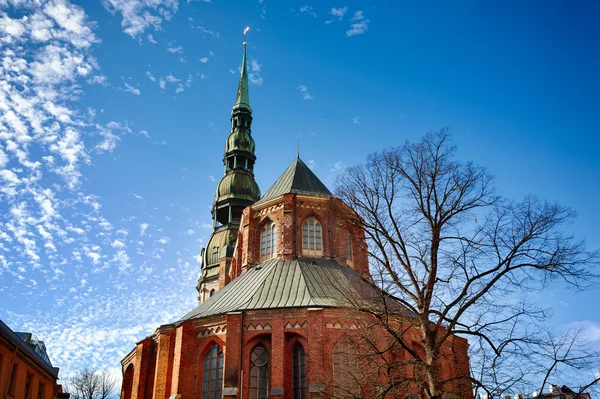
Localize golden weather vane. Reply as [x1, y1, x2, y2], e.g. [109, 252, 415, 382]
[243, 27, 250, 45]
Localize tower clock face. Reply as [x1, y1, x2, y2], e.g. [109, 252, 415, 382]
[251, 346, 269, 367]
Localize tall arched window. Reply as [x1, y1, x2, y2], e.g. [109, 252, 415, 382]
[203, 344, 224, 399]
[260, 221, 277, 260]
[249, 345, 269, 399]
[345, 231, 353, 264]
[332, 342, 360, 399]
[302, 217, 322, 256]
[292, 343, 306, 399]
[211, 246, 219, 264]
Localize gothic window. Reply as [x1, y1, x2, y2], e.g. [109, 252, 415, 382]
[249, 345, 269, 399]
[260, 221, 277, 260]
[346, 231, 353, 260]
[203, 344, 224, 399]
[332, 342, 360, 399]
[210, 289, 216, 297]
[302, 217, 322, 256]
[292, 343, 307, 399]
[211, 246, 219, 264]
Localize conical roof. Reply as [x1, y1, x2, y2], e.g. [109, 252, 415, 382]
[256, 157, 332, 204]
[232, 42, 251, 113]
[180, 258, 379, 322]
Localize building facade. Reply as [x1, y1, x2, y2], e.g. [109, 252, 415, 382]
[119, 42, 473, 399]
[0, 320, 69, 399]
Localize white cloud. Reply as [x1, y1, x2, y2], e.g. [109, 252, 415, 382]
[346, 11, 369, 36]
[351, 116, 360, 124]
[299, 6, 317, 17]
[197, 25, 219, 38]
[296, 85, 314, 100]
[147, 34, 157, 44]
[330, 161, 345, 172]
[102, 0, 179, 38]
[249, 59, 263, 85]
[166, 41, 183, 53]
[139, 223, 149, 236]
[122, 83, 141, 95]
[199, 57, 208, 63]
[330, 6, 348, 19]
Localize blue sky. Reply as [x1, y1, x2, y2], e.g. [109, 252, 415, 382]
[1, 0, 599, 384]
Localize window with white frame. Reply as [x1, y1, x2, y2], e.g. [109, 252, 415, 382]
[302, 217, 322, 256]
[260, 221, 277, 260]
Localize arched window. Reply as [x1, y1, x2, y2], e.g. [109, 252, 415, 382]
[122, 364, 134, 399]
[332, 342, 360, 398]
[209, 289, 215, 297]
[211, 246, 219, 264]
[292, 343, 306, 399]
[260, 221, 277, 260]
[345, 231, 353, 264]
[302, 217, 322, 256]
[203, 344, 224, 399]
[249, 345, 269, 399]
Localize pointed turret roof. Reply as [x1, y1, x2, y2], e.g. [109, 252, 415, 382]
[232, 42, 251, 113]
[256, 157, 332, 204]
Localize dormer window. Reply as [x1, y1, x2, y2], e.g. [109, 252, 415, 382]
[260, 221, 277, 260]
[211, 246, 219, 264]
[302, 217, 322, 256]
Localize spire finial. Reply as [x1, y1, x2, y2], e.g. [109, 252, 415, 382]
[233, 27, 252, 113]
[243, 26, 250, 46]
[297, 140, 300, 158]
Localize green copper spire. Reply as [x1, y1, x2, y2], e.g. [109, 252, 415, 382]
[233, 36, 252, 113]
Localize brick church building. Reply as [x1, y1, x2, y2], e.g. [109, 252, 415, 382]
[120, 41, 473, 399]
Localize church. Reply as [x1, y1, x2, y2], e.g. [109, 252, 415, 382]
[119, 40, 473, 399]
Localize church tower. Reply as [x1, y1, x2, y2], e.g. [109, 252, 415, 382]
[196, 39, 260, 303]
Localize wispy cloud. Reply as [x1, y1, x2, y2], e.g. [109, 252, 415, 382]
[297, 85, 314, 100]
[249, 59, 263, 85]
[346, 10, 369, 36]
[299, 6, 317, 17]
[166, 41, 183, 53]
[122, 83, 141, 95]
[330, 6, 348, 19]
[197, 25, 220, 38]
[102, 0, 179, 38]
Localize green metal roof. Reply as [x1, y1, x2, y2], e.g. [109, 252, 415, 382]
[256, 157, 332, 204]
[179, 258, 378, 321]
[232, 43, 251, 114]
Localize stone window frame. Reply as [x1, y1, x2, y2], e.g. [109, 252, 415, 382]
[292, 342, 307, 399]
[249, 344, 269, 399]
[301, 216, 323, 257]
[202, 343, 224, 399]
[259, 219, 277, 261]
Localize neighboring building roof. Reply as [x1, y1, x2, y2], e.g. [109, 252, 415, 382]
[256, 157, 333, 204]
[0, 319, 59, 378]
[180, 257, 378, 321]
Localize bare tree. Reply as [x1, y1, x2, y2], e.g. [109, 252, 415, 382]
[335, 129, 599, 399]
[65, 368, 117, 399]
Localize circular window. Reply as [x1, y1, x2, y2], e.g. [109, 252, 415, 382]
[251, 346, 268, 367]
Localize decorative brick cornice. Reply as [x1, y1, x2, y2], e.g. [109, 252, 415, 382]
[284, 321, 308, 329]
